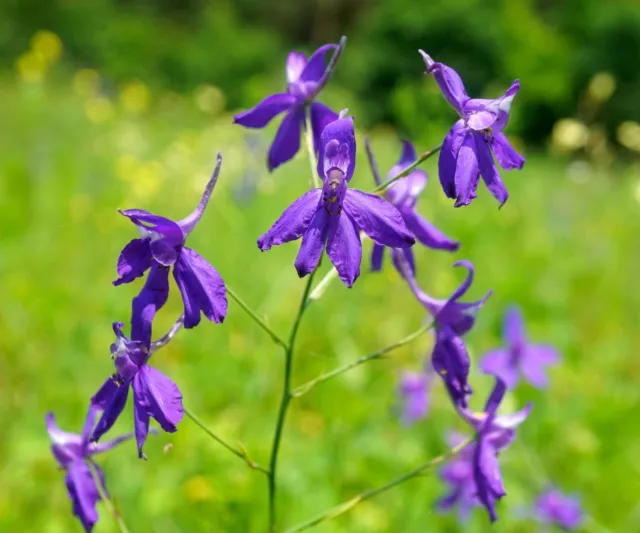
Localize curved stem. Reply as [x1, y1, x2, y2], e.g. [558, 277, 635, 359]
[284, 437, 474, 533]
[372, 145, 442, 194]
[150, 314, 184, 352]
[184, 408, 269, 475]
[87, 460, 131, 533]
[292, 322, 434, 397]
[227, 285, 289, 350]
[268, 271, 317, 532]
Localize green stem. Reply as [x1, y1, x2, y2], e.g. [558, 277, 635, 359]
[87, 460, 131, 533]
[268, 271, 317, 532]
[292, 322, 434, 397]
[227, 285, 289, 350]
[372, 145, 442, 194]
[284, 437, 474, 533]
[303, 107, 321, 189]
[184, 407, 269, 475]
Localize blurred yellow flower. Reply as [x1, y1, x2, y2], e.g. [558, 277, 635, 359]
[119, 80, 151, 114]
[115, 154, 140, 182]
[184, 475, 215, 503]
[194, 84, 225, 115]
[551, 118, 589, 153]
[72, 69, 100, 98]
[617, 122, 640, 152]
[130, 161, 165, 201]
[84, 97, 114, 124]
[16, 52, 46, 83]
[588, 72, 616, 103]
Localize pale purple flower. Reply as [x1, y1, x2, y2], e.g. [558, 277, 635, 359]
[420, 51, 525, 207]
[436, 432, 478, 521]
[258, 114, 415, 287]
[90, 323, 184, 459]
[114, 155, 227, 341]
[534, 488, 584, 530]
[404, 260, 492, 407]
[370, 140, 459, 277]
[480, 305, 560, 389]
[398, 371, 431, 425]
[46, 406, 133, 531]
[233, 44, 339, 171]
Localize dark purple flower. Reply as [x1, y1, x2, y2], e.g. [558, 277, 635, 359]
[258, 114, 415, 287]
[91, 323, 184, 459]
[480, 305, 560, 389]
[420, 51, 525, 207]
[534, 488, 584, 530]
[461, 378, 532, 522]
[233, 45, 339, 171]
[46, 406, 133, 531]
[114, 155, 227, 339]
[436, 432, 478, 521]
[371, 140, 459, 276]
[398, 371, 431, 425]
[404, 260, 491, 407]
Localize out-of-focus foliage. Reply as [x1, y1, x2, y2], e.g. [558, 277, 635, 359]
[1, 0, 640, 148]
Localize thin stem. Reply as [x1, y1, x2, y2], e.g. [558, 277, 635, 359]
[306, 36, 347, 103]
[285, 437, 474, 533]
[268, 271, 317, 532]
[184, 407, 269, 475]
[363, 135, 383, 186]
[226, 285, 288, 350]
[372, 145, 441, 194]
[150, 314, 184, 352]
[292, 322, 434, 397]
[303, 107, 321, 189]
[87, 460, 131, 533]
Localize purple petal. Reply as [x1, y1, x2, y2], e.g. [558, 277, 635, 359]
[439, 120, 468, 200]
[493, 403, 533, 432]
[119, 210, 184, 266]
[65, 461, 102, 532]
[268, 108, 303, 171]
[299, 44, 338, 83]
[173, 247, 228, 328]
[257, 190, 322, 250]
[343, 189, 415, 248]
[527, 344, 561, 365]
[132, 380, 150, 459]
[390, 247, 416, 278]
[135, 365, 184, 431]
[483, 378, 508, 418]
[131, 263, 170, 346]
[399, 372, 430, 425]
[326, 214, 362, 287]
[464, 99, 499, 131]
[286, 52, 307, 83]
[81, 406, 99, 444]
[233, 93, 295, 128]
[386, 141, 426, 202]
[114, 239, 152, 286]
[177, 155, 223, 236]
[402, 210, 460, 252]
[90, 431, 135, 456]
[294, 208, 332, 277]
[503, 306, 526, 347]
[91, 383, 130, 443]
[519, 355, 550, 388]
[317, 116, 356, 181]
[473, 439, 505, 522]
[492, 133, 525, 170]
[419, 50, 469, 113]
[479, 349, 519, 389]
[448, 260, 475, 303]
[453, 131, 480, 207]
[474, 132, 508, 206]
[310, 102, 339, 153]
[90, 378, 118, 411]
[432, 331, 472, 408]
[370, 243, 385, 272]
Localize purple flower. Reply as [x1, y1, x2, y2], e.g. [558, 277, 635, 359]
[114, 155, 227, 340]
[371, 140, 460, 277]
[258, 114, 415, 287]
[46, 406, 133, 531]
[398, 371, 431, 425]
[436, 432, 478, 521]
[234, 44, 339, 171]
[404, 260, 492, 407]
[534, 488, 584, 530]
[480, 305, 560, 389]
[460, 378, 532, 522]
[90, 323, 184, 459]
[420, 51, 525, 207]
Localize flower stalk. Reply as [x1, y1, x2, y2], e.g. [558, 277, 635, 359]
[86, 460, 131, 533]
[372, 145, 442, 194]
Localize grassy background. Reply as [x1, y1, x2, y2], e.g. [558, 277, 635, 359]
[1, 60, 640, 533]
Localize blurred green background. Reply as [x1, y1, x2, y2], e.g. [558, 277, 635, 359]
[1, 1, 640, 532]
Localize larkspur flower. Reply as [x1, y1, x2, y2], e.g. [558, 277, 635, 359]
[534, 488, 584, 530]
[480, 305, 560, 389]
[460, 378, 532, 522]
[436, 432, 478, 521]
[420, 51, 525, 207]
[404, 260, 491, 407]
[258, 113, 415, 287]
[46, 406, 134, 531]
[114, 154, 227, 342]
[233, 44, 339, 171]
[398, 371, 431, 425]
[370, 140, 459, 277]
[90, 322, 184, 459]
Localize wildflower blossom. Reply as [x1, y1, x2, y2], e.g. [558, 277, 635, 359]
[398, 371, 431, 425]
[534, 488, 584, 530]
[234, 44, 339, 171]
[258, 114, 415, 286]
[436, 432, 478, 521]
[420, 51, 524, 207]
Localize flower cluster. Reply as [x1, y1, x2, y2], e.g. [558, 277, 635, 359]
[47, 37, 579, 532]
